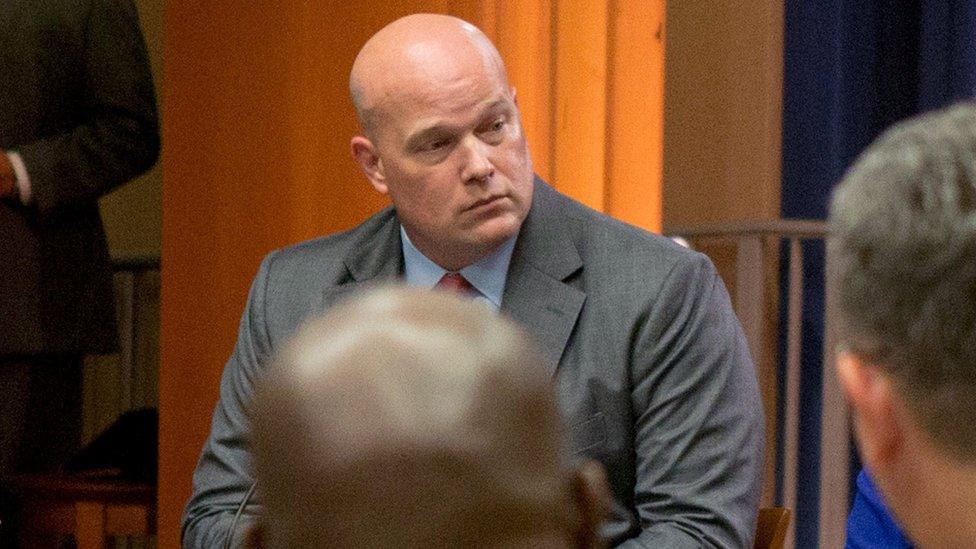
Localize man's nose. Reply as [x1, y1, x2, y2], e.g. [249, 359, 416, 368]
[459, 136, 495, 183]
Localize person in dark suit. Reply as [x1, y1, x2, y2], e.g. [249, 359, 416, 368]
[0, 0, 159, 475]
[249, 287, 611, 549]
[183, 13, 763, 548]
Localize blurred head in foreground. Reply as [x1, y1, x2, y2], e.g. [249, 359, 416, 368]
[251, 287, 609, 548]
[829, 102, 976, 548]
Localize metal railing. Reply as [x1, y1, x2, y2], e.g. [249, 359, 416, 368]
[665, 220, 847, 549]
[82, 254, 160, 447]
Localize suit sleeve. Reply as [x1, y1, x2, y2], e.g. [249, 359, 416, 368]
[181, 255, 274, 549]
[621, 252, 764, 548]
[17, 0, 159, 215]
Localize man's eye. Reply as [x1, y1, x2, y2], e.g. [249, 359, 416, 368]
[479, 119, 506, 142]
[426, 139, 449, 151]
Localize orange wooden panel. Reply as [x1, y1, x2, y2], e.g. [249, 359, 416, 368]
[18, 501, 75, 535]
[495, 1, 554, 182]
[606, 0, 665, 232]
[161, 3, 300, 545]
[105, 503, 154, 535]
[553, 0, 609, 210]
[74, 502, 104, 549]
[283, 5, 405, 242]
[449, 0, 497, 39]
[161, 3, 432, 547]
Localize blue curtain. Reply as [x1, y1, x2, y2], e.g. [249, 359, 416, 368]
[780, 1, 975, 546]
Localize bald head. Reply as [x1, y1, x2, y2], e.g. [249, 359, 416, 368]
[349, 14, 509, 136]
[252, 287, 603, 548]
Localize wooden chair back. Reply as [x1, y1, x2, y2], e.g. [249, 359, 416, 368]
[754, 507, 792, 549]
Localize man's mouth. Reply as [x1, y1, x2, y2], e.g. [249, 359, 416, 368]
[466, 195, 506, 211]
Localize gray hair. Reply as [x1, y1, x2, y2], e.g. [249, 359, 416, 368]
[252, 287, 571, 547]
[828, 101, 976, 463]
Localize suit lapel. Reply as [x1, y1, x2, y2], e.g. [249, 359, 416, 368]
[323, 186, 586, 378]
[502, 180, 585, 376]
[322, 208, 403, 309]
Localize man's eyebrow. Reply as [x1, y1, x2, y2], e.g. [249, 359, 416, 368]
[404, 99, 512, 149]
[483, 98, 507, 112]
[479, 99, 511, 119]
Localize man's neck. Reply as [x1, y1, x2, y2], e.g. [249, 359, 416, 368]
[891, 450, 976, 548]
[403, 230, 500, 272]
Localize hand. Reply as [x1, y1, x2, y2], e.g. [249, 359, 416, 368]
[0, 151, 16, 199]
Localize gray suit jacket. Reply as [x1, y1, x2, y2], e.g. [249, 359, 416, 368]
[0, 0, 159, 354]
[183, 179, 764, 548]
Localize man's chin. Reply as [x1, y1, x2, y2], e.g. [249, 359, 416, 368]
[476, 210, 525, 237]
[468, 219, 522, 249]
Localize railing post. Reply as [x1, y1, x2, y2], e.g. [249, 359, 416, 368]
[734, 235, 766, 370]
[818, 249, 850, 549]
[781, 237, 804, 549]
[82, 256, 160, 445]
[118, 270, 136, 411]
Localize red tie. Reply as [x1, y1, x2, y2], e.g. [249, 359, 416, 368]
[435, 272, 476, 297]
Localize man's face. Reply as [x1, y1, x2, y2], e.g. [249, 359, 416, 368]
[358, 61, 534, 269]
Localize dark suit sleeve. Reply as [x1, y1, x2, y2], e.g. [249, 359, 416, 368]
[17, 0, 159, 215]
[182, 255, 274, 549]
[621, 253, 764, 548]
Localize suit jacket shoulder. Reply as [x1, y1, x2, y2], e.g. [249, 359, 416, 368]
[515, 180, 762, 548]
[252, 206, 402, 350]
[537, 178, 697, 274]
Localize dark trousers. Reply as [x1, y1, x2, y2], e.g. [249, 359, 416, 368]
[0, 356, 83, 547]
[0, 355, 83, 475]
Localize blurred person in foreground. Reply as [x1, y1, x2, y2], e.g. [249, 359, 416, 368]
[249, 287, 610, 548]
[184, 13, 763, 548]
[829, 102, 976, 548]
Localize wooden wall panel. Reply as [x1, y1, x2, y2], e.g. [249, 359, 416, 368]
[553, 0, 610, 211]
[161, 4, 431, 546]
[494, 1, 554, 182]
[607, 0, 666, 229]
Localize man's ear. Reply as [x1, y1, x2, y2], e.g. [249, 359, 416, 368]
[570, 460, 611, 549]
[837, 351, 902, 469]
[350, 135, 387, 194]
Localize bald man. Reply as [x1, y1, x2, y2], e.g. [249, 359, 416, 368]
[250, 287, 609, 548]
[183, 14, 763, 548]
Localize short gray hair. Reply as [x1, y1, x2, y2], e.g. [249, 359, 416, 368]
[348, 80, 377, 138]
[828, 102, 976, 463]
[252, 287, 571, 547]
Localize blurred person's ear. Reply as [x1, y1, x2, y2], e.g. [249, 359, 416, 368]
[837, 352, 903, 471]
[570, 459, 612, 548]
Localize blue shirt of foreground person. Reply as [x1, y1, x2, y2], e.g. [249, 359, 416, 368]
[845, 470, 912, 549]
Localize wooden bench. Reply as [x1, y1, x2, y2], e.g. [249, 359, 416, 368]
[6, 473, 155, 548]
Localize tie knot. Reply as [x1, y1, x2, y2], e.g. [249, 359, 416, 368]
[435, 272, 476, 297]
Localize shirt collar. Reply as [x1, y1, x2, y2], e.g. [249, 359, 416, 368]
[400, 225, 517, 310]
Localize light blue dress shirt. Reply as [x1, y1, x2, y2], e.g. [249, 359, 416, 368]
[400, 226, 517, 310]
